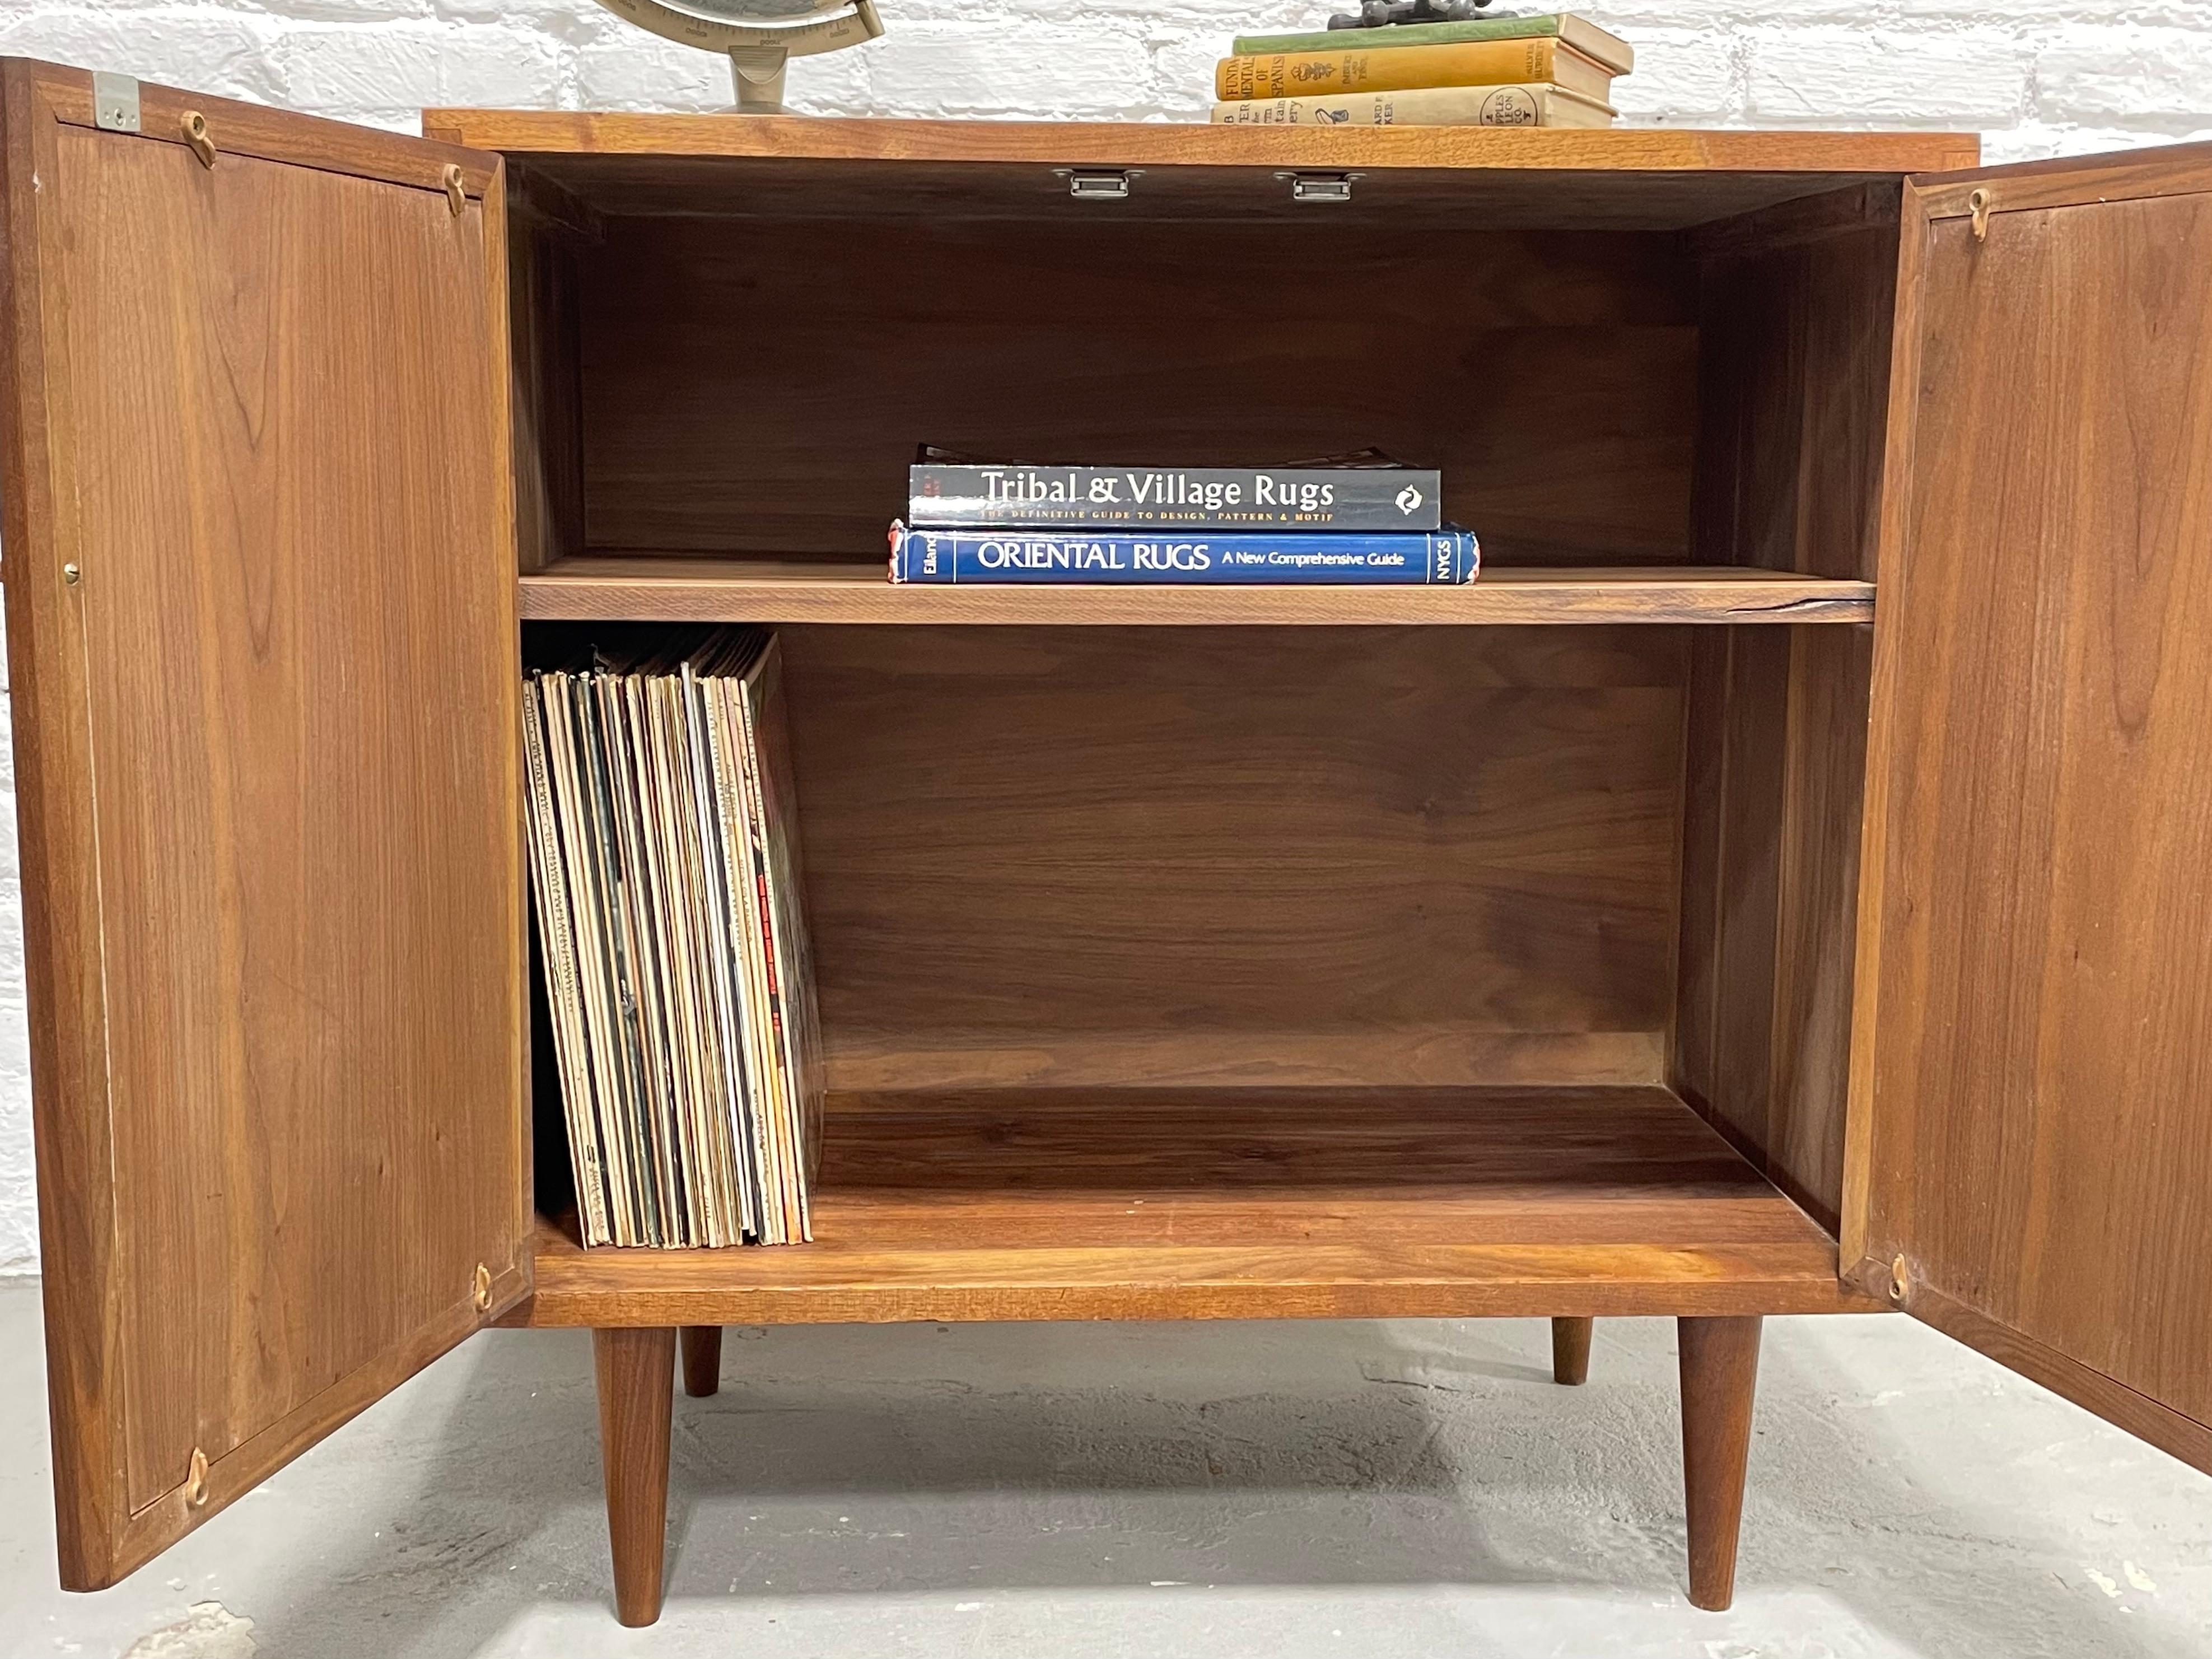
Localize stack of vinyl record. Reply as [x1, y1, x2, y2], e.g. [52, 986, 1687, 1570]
[522, 626, 822, 1248]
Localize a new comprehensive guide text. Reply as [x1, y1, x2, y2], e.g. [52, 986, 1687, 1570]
[889, 523, 1480, 585]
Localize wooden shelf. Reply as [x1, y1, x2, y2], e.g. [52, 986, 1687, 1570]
[518, 558, 1873, 626]
[425, 114, 1978, 230]
[518, 1086, 1866, 1327]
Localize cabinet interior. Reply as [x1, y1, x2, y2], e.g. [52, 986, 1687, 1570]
[506, 156, 1901, 1309]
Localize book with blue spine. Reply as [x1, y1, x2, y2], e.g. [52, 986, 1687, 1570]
[888, 521, 1479, 585]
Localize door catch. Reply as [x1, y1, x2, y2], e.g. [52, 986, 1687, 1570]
[1058, 169, 1136, 201]
[1278, 170, 1359, 203]
[180, 111, 216, 169]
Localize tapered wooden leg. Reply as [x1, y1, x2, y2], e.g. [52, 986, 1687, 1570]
[1678, 1315, 1762, 1612]
[681, 1325, 723, 1398]
[1550, 1316, 1593, 1385]
[595, 1327, 676, 1627]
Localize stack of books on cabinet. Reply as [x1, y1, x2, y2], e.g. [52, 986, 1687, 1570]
[891, 451, 1478, 585]
[1211, 10, 1632, 128]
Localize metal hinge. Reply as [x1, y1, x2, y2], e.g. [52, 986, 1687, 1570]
[1278, 171, 1360, 204]
[91, 72, 140, 134]
[1058, 168, 1137, 201]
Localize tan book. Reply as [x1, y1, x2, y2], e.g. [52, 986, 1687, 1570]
[1215, 35, 1614, 102]
[1211, 82, 1616, 128]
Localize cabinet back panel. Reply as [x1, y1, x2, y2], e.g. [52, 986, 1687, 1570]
[775, 625, 1684, 1089]
[574, 217, 1698, 567]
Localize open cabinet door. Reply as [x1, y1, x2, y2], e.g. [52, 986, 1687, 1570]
[0, 63, 529, 1586]
[1847, 143, 2212, 1471]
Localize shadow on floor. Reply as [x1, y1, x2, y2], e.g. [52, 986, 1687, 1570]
[184, 1314, 2208, 1659]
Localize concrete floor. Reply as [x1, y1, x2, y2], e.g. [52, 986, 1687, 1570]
[2, 1285, 2206, 1658]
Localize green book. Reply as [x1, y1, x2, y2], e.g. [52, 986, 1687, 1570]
[1231, 12, 1634, 76]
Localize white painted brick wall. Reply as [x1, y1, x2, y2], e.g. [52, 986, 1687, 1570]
[0, 0, 2204, 1273]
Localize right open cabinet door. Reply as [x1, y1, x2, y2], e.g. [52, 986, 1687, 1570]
[1847, 143, 2212, 1472]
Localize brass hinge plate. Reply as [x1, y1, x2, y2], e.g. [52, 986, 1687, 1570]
[91, 72, 140, 134]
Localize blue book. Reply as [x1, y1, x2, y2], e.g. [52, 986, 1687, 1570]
[888, 521, 1479, 585]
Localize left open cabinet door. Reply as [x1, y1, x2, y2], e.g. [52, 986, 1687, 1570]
[0, 62, 529, 1587]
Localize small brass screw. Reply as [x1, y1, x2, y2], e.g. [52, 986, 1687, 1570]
[62, 562, 80, 585]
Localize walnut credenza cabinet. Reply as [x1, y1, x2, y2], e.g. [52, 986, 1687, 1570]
[4, 58, 2210, 1628]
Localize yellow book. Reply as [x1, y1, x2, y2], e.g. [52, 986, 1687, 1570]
[1215, 36, 1614, 102]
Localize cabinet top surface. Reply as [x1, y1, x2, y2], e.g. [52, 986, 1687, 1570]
[421, 111, 1978, 176]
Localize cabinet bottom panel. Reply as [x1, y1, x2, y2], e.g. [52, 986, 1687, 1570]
[516, 1085, 1872, 1326]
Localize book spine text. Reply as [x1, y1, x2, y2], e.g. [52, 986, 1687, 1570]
[1211, 83, 1609, 127]
[910, 464, 1441, 530]
[889, 523, 1479, 585]
[1216, 37, 1567, 100]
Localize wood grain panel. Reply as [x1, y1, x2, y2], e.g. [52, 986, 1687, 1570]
[1764, 625, 1870, 1226]
[1692, 192, 1900, 584]
[1670, 189, 1893, 1232]
[1676, 640, 1869, 1235]
[0, 63, 525, 1585]
[507, 174, 587, 574]
[1851, 166, 2212, 1455]
[519, 559, 1875, 625]
[1910, 138, 2212, 225]
[519, 1087, 1867, 1326]
[576, 218, 1697, 567]
[427, 111, 1981, 174]
[760, 626, 1684, 1091]
[419, 112, 1977, 230]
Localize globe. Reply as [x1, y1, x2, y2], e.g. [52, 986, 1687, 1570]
[593, 0, 885, 111]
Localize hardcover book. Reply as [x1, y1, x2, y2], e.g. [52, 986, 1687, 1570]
[889, 522, 1479, 585]
[1231, 13, 1634, 76]
[1213, 83, 1615, 128]
[910, 460, 1442, 530]
[1215, 37, 1614, 102]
